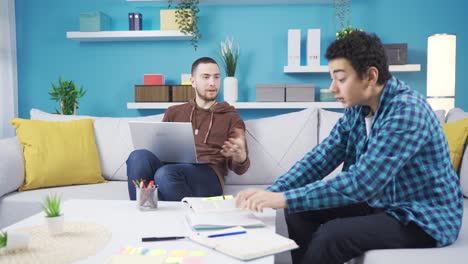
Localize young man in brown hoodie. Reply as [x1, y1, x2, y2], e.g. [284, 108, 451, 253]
[127, 57, 250, 201]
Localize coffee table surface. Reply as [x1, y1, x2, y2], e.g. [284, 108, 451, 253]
[6, 199, 277, 263]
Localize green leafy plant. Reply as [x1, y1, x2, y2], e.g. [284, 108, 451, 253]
[42, 194, 62, 217]
[333, 0, 362, 39]
[0, 230, 6, 248]
[48, 76, 86, 115]
[336, 25, 363, 39]
[219, 36, 240, 77]
[168, 0, 201, 50]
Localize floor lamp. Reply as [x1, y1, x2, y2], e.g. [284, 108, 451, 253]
[427, 34, 456, 112]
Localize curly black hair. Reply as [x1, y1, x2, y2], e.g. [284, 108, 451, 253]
[325, 31, 391, 85]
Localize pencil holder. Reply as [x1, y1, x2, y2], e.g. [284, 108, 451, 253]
[136, 186, 158, 211]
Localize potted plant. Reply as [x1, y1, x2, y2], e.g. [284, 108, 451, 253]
[168, 0, 201, 50]
[0, 231, 6, 250]
[0, 230, 29, 252]
[48, 76, 86, 115]
[333, 0, 361, 39]
[42, 194, 64, 235]
[219, 36, 240, 103]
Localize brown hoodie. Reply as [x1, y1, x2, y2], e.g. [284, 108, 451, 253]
[162, 98, 250, 187]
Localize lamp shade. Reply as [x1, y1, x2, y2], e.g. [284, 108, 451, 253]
[427, 34, 456, 112]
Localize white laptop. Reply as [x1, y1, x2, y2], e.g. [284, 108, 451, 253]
[128, 121, 209, 164]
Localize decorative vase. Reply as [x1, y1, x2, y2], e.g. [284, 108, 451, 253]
[223, 77, 238, 103]
[46, 215, 64, 235]
[4, 231, 29, 251]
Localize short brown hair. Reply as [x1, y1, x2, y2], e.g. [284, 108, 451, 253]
[191, 57, 219, 75]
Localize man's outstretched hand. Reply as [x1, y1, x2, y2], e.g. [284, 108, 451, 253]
[220, 128, 247, 163]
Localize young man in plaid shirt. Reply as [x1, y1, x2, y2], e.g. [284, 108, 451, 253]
[236, 31, 463, 264]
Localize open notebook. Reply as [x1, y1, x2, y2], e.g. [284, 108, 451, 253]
[189, 226, 298, 261]
[186, 212, 266, 230]
[182, 196, 242, 213]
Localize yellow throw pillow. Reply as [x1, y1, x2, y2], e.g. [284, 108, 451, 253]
[10, 118, 105, 191]
[442, 118, 468, 172]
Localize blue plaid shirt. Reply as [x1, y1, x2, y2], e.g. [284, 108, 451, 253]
[267, 76, 463, 247]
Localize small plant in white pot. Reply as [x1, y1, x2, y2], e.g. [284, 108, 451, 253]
[0, 230, 29, 252]
[0, 230, 6, 250]
[42, 194, 64, 235]
[219, 36, 240, 103]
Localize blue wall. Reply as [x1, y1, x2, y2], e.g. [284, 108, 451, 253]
[15, 0, 468, 119]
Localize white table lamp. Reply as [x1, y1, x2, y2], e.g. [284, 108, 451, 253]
[427, 34, 456, 112]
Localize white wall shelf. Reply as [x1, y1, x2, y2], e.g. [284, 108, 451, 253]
[127, 102, 342, 109]
[284, 64, 421, 73]
[126, 0, 332, 5]
[66, 30, 190, 42]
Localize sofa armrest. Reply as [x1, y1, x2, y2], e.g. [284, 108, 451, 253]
[0, 137, 24, 197]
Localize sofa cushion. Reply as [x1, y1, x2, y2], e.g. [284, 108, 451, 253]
[0, 137, 24, 197]
[225, 108, 319, 185]
[10, 118, 105, 191]
[445, 108, 468, 197]
[446, 108, 468, 123]
[359, 199, 468, 264]
[319, 109, 344, 180]
[434, 109, 446, 123]
[30, 108, 164, 181]
[442, 118, 468, 173]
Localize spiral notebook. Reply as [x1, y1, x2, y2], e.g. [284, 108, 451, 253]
[188, 226, 298, 261]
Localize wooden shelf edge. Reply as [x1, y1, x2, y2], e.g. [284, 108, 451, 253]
[66, 30, 190, 42]
[127, 102, 343, 109]
[284, 64, 421, 73]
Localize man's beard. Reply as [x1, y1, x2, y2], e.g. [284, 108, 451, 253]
[195, 87, 218, 102]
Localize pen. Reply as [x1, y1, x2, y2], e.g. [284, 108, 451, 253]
[207, 231, 247, 238]
[142, 236, 186, 242]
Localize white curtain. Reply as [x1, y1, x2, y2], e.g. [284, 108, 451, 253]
[0, 0, 18, 139]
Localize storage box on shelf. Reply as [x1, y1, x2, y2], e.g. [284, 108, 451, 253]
[134, 85, 170, 102]
[80, 11, 111, 32]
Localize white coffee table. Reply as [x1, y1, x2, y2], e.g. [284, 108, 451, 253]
[5, 199, 277, 263]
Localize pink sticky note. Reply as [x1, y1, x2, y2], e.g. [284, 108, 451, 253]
[183, 257, 202, 264]
[119, 246, 133, 254]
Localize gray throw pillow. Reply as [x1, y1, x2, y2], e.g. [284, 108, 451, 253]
[0, 137, 24, 197]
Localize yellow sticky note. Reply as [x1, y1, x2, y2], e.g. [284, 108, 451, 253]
[133, 247, 144, 255]
[171, 250, 188, 256]
[166, 256, 184, 263]
[149, 249, 166, 256]
[189, 251, 206, 257]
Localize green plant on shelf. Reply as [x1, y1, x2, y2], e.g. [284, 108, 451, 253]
[42, 194, 62, 217]
[336, 25, 363, 39]
[0, 230, 6, 248]
[168, 0, 201, 50]
[334, 0, 362, 39]
[219, 36, 240, 77]
[48, 76, 86, 115]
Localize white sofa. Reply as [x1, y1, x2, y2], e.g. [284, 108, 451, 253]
[0, 107, 467, 264]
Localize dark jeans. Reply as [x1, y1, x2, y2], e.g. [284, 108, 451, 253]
[126, 149, 222, 201]
[285, 203, 436, 264]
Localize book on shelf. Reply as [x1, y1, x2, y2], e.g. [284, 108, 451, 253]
[188, 226, 299, 261]
[186, 211, 266, 230]
[182, 195, 243, 214]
